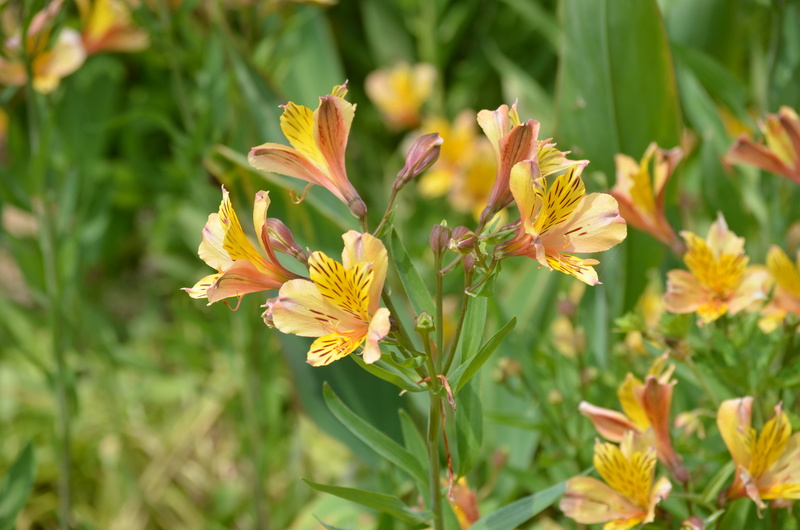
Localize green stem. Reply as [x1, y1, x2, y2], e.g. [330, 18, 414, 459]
[442, 270, 474, 376]
[427, 385, 444, 530]
[434, 252, 444, 373]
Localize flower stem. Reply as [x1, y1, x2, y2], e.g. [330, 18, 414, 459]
[427, 385, 444, 529]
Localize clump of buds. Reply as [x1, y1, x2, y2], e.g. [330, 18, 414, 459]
[448, 226, 476, 254]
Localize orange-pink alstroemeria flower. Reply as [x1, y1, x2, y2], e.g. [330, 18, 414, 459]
[498, 158, 627, 285]
[718, 397, 800, 512]
[476, 103, 582, 223]
[267, 231, 390, 367]
[725, 106, 800, 185]
[0, 0, 86, 93]
[560, 431, 672, 530]
[365, 62, 436, 129]
[579, 357, 688, 482]
[664, 213, 768, 325]
[76, 0, 149, 55]
[247, 84, 367, 218]
[184, 187, 301, 304]
[611, 142, 683, 253]
[759, 245, 800, 332]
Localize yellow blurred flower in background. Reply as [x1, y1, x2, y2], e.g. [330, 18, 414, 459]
[560, 431, 671, 530]
[612, 142, 683, 253]
[718, 397, 800, 511]
[0, 0, 86, 93]
[76, 0, 149, 55]
[664, 213, 768, 325]
[725, 106, 800, 185]
[759, 245, 800, 332]
[365, 62, 436, 129]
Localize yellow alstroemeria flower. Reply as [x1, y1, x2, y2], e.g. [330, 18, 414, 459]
[664, 213, 769, 325]
[0, 0, 86, 93]
[759, 245, 800, 332]
[560, 431, 672, 530]
[76, 0, 149, 55]
[248, 84, 367, 219]
[184, 187, 301, 304]
[611, 142, 684, 253]
[365, 62, 436, 129]
[718, 397, 800, 512]
[579, 356, 688, 482]
[267, 231, 391, 367]
[725, 106, 800, 185]
[499, 159, 627, 285]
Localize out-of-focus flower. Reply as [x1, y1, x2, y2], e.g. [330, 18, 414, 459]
[76, 0, 149, 55]
[183, 187, 300, 304]
[395, 132, 442, 188]
[579, 355, 688, 482]
[611, 142, 683, 253]
[248, 83, 367, 219]
[717, 397, 800, 512]
[449, 477, 480, 529]
[664, 213, 769, 325]
[759, 245, 800, 332]
[365, 62, 436, 129]
[674, 409, 707, 440]
[624, 273, 666, 354]
[725, 106, 800, 185]
[268, 231, 390, 366]
[498, 160, 627, 285]
[551, 282, 587, 358]
[417, 111, 496, 219]
[560, 431, 671, 530]
[0, 0, 86, 93]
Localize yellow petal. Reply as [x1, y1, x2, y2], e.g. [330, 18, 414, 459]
[362, 307, 391, 364]
[560, 476, 643, 526]
[594, 439, 656, 509]
[341, 231, 388, 314]
[509, 160, 544, 229]
[617, 374, 650, 432]
[271, 278, 358, 338]
[768, 245, 800, 297]
[306, 331, 364, 366]
[183, 273, 223, 300]
[545, 252, 600, 286]
[280, 101, 326, 168]
[546, 193, 627, 254]
[308, 251, 373, 319]
[717, 397, 754, 471]
[533, 164, 586, 236]
[749, 404, 792, 478]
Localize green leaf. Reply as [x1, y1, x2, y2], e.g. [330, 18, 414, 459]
[450, 317, 517, 394]
[315, 517, 351, 530]
[469, 482, 565, 530]
[0, 442, 36, 530]
[454, 296, 487, 367]
[349, 355, 422, 393]
[702, 460, 734, 506]
[454, 381, 482, 476]
[556, 0, 682, 178]
[303, 480, 430, 525]
[323, 384, 427, 485]
[388, 228, 436, 317]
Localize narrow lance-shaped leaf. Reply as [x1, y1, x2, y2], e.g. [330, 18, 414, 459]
[303, 479, 431, 525]
[0, 442, 36, 530]
[451, 317, 517, 394]
[389, 228, 436, 316]
[323, 383, 427, 485]
[469, 483, 565, 530]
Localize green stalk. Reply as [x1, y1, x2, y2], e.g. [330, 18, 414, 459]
[441, 270, 474, 376]
[434, 252, 444, 373]
[427, 385, 444, 530]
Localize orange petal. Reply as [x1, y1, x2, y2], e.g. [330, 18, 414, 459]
[206, 260, 284, 303]
[578, 401, 638, 442]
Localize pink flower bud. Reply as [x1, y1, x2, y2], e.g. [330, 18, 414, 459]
[396, 133, 443, 188]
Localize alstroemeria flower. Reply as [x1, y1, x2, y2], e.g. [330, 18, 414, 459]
[76, 0, 149, 55]
[0, 0, 87, 93]
[560, 431, 672, 530]
[725, 106, 800, 185]
[611, 142, 683, 253]
[718, 397, 800, 512]
[268, 231, 391, 367]
[365, 62, 436, 129]
[664, 213, 769, 325]
[184, 187, 300, 304]
[759, 245, 800, 332]
[248, 84, 367, 219]
[579, 356, 688, 482]
[498, 159, 627, 285]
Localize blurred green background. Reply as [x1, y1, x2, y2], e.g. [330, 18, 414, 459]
[1, 0, 799, 528]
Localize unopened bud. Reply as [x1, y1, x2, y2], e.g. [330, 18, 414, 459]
[462, 253, 477, 273]
[414, 311, 435, 334]
[429, 224, 451, 256]
[348, 197, 368, 220]
[265, 218, 308, 264]
[261, 297, 278, 327]
[395, 133, 443, 189]
[448, 226, 476, 254]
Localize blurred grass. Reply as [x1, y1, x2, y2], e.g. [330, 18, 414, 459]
[1, 0, 799, 528]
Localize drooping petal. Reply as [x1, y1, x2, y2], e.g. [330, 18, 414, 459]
[545, 252, 600, 286]
[207, 260, 285, 303]
[183, 273, 223, 300]
[248, 143, 335, 195]
[579, 401, 639, 442]
[636, 375, 688, 482]
[306, 330, 365, 367]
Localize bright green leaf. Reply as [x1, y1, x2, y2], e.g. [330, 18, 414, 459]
[451, 317, 517, 394]
[303, 479, 430, 525]
[469, 482, 565, 530]
[389, 228, 436, 317]
[0, 442, 36, 530]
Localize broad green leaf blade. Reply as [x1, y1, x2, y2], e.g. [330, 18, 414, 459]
[349, 355, 422, 393]
[556, 0, 682, 178]
[0, 442, 35, 530]
[323, 384, 427, 485]
[453, 296, 487, 368]
[388, 228, 436, 317]
[454, 381, 482, 477]
[451, 317, 517, 394]
[303, 480, 430, 525]
[469, 482, 565, 530]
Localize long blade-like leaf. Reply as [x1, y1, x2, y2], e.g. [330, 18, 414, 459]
[0, 442, 35, 530]
[469, 483, 565, 530]
[451, 317, 517, 394]
[303, 480, 431, 525]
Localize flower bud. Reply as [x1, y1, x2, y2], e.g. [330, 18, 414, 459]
[414, 311, 435, 334]
[429, 224, 451, 256]
[448, 226, 476, 254]
[265, 218, 308, 264]
[395, 133, 443, 189]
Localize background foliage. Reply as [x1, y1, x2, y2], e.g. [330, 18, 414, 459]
[1, 0, 799, 528]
